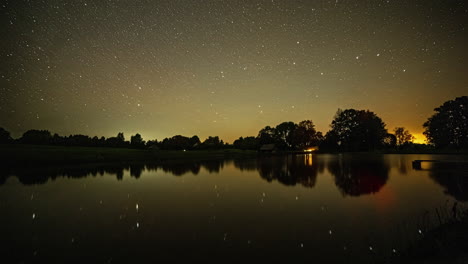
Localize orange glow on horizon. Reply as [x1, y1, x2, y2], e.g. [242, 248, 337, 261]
[412, 133, 427, 144]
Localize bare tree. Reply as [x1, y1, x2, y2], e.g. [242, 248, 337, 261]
[394, 127, 414, 146]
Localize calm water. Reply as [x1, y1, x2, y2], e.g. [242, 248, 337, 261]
[1, 154, 467, 263]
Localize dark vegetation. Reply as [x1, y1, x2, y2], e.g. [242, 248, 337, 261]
[397, 207, 468, 264]
[0, 96, 467, 154]
[0, 144, 257, 166]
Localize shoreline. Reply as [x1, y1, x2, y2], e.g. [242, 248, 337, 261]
[398, 210, 468, 263]
[1, 144, 467, 166]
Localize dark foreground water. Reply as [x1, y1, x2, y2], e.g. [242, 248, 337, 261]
[1, 154, 467, 263]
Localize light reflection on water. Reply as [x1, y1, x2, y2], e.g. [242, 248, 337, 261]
[0, 154, 467, 263]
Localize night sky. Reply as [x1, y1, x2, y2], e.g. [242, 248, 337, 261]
[1, 0, 467, 143]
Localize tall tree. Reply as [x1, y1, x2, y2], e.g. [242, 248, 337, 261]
[130, 133, 145, 148]
[189, 136, 201, 148]
[257, 126, 276, 145]
[160, 135, 192, 150]
[233, 136, 259, 150]
[327, 109, 388, 151]
[117, 132, 125, 142]
[274, 122, 297, 149]
[393, 127, 414, 146]
[292, 120, 320, 149]
[423, 96, 468, 149]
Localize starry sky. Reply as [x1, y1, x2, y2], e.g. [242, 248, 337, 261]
[1, 0, 467, 143]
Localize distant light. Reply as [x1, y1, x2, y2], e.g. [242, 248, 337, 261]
[304, 147, 318, 152]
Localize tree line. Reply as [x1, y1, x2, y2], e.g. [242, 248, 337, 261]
[0, 96, 467, 151]
[0, 129, 228, 150]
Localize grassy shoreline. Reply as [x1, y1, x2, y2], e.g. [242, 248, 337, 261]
[1, 144, 467, 166]
[0, 144, 257, 165]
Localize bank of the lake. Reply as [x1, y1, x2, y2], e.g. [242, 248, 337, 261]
[3, 144, 468, 166]
[398, 210, 468, 263]
[0, 144, 257, 165]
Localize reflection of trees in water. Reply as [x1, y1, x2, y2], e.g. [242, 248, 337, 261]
[397, 155, 409, 175]
[129, 164, 144, 178]
[251, 155, 323, 188]
[159, 162, 201, 176]
[328, 156, 389, 196]
[233, 159, 258, 172]
[0, 159, 226, 185]
[158, 160, 224, 176]
[2, 164, 127, 185]
[201, 160, 224, 173]
[428, 169, 468, 202]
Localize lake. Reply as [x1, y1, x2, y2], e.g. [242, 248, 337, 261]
[1, 154, 467, 263]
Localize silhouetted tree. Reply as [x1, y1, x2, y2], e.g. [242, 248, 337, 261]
[130, 133, 145, 148]
[320, 130, 340, 152]
[106, 132, 128, 147]
[146, 139, 158, 148]
[274, 121, 297, 149]
[327, 109, 388, 151]
[257, 126, 276, 145]
[160, 135, 194, 150]
[292, 120, 322, 149]
[394, 127, 414, 146]
[91, 136, 99, 146]
[0, 127, 12, 143]
[99, 136, 106, 147]
[117, 132, 125, 142]
[200, 136, 224, 149]
[51, 133, 65, 145]
[20, 129, 52, 145]
[189, 135, 201, 148]
[233, 136, 259, 150]
[423, 96, 468, 149]
[67, 134, 92, 146]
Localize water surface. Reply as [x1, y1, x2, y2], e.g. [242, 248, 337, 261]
[1, 154, 467, 263]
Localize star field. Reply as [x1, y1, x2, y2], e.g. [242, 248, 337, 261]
[1, 0, 467, 143]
